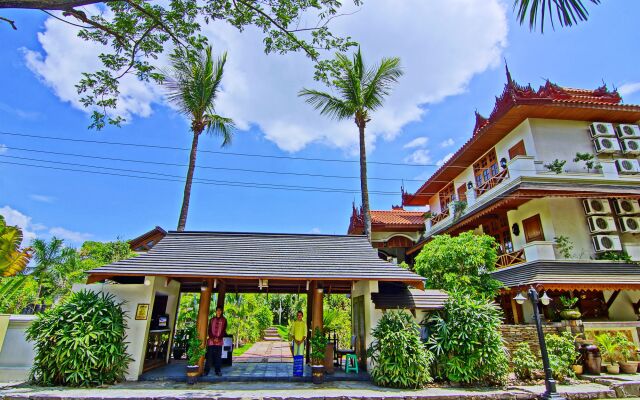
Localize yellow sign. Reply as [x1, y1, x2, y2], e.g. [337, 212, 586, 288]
[135, 304, 149, 320]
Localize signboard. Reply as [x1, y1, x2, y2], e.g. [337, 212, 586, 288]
[135, 303, 149, 320]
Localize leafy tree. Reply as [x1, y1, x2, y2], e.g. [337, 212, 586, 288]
[0, 275, 38, 314]
[163, 46, 235, 231]
[367, 310, 433, 388]
[0, 215, 33, 277]
[0, 0, 358, 129]
[514, 0, 600, 33]
[299, 48, 403, 238]
[79, 239, 136, 269]
[428, 292, 509, 386]
[512, 342, 540, 381]
[31, 237, 76, 302]
[414, 232, 502, 298]
[323, 294, 351, 348]
[224, 293, 273, 348]
[546, 331, 578, 381]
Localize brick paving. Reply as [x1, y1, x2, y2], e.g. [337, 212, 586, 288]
[235, 340, 293, 363]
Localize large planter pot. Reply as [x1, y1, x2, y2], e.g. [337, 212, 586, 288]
[606, 364, 620, 374]
[620, 362, 638, 374]
[173, 349, 185, 360]
[186, 365, 200, 385]
[572, 364, 584, 375]
[311, 365, 325, 384]
[560, 309, 582, 320]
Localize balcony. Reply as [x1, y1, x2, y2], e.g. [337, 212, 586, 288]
[476, 168, 510, 198]
[430, 207, 450, 227]
[496, 249, 526, 269]
[495, 241, 557, 269]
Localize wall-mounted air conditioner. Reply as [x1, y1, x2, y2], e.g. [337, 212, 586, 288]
[583, 198, 611, 215]
[613, 199, 640, 215]
[592, 235, 622, 252]
[587, 215, 617, 233]
[593, 137, 621, 153]
[620, 138, 640, 155]
[590, 122, 616, 138]
[615, 159, 640, 174]
[619, 217, 640, 233]
[616, 124, 640, 139]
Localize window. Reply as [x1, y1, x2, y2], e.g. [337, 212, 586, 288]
[508, 140, 527, 159]
[473, 148, 498, 187]
[439, 182, 455, 210]
[456, 184, 467, 203]
[523, 214, 545, 243]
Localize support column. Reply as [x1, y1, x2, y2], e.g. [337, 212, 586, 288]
[511, 296, 521, 325]
[196, 280, 213, 374]
[306, 281, 315, 363]
[216, 281, 226, 311]
[312, 286, 324, 332]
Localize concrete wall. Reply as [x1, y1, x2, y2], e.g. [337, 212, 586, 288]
[506, 198, 556, 252]
[529, 119, 596, 172]
[0, 315, 36, 382]
[605, 290, 640, 321]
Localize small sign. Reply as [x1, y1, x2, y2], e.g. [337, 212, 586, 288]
[135, 303, 149, 320]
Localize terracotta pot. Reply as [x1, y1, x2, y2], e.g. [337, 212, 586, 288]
[311, 365, 325, 384]
[606, 364, 620, 374]
[620, 362, 638, 374]
[186, 365, 200, 385]
[572, 364, 584, 375]
[559, 309, 582, 320]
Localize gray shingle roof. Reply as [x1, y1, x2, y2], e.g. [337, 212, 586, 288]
[88, 231, 425, 286]
[492, 260, 640, 288]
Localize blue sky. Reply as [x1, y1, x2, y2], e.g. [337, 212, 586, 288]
[1, 1, 640, 246]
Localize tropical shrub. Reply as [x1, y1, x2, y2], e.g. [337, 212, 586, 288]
[310, 327, 329, 365]
[546, 332, 578, 381]
[428, 292, 509, 385]
[323, 294, 352, 348]
[367, 310, 433, 388]
[595, 333, 621, 365]
[414, 232, 502, 298]
[0, 275, 38, 314]
[544, 159, 567, 174]
[512, 342, 540, 381]
[26, 290, 132, 386]
[186, 328, 206, 366]
[613, 332, 636, 362]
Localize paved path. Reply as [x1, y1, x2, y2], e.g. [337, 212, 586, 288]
[234, 340, 293, 363]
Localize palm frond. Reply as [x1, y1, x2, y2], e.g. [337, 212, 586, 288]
[362, 57, 403, 112]
[514, 0, 600, 33]
[298, 89, 353, 121]
[205, 114, 235, 147]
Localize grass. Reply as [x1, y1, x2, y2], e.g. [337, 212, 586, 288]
[274, 324, 289, 341]
[232, 343, 253, 356]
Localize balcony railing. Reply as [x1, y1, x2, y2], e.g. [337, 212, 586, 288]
[495, 249, 526, 269]
[430, 207, 450, 227]
[475, 168, 510, 198]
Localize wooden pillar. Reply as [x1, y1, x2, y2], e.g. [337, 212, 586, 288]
[196, 279, 213, 374]
[312, 286, 324, 331]
[305, 282, 314, 363]
[216, 281, 226, 312]
[510, 296, 521, 324]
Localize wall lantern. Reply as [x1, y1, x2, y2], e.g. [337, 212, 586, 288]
[500, 157, 508, 169]
[466, 181, 473, 190]
[512, 223, 520, 236]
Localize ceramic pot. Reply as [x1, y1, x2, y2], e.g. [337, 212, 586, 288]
[559, 309, 582, 320]
[186, 365, 200, 384]
[311, 365, 325, 384]
[571, 364, 584, 375]
[620, 362, 638, 374]
[606, 364, 620, 374]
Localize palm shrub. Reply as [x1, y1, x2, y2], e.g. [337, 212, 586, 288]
[310, 327, 329, 365]
[26, 290, 132, 386]
[428, 292, 509, 385]
[367, 310, 433, 389]
[546, 332, 579, 381]
[512, 342, 540, 381]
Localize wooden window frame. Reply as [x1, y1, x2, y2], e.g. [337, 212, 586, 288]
[508, 140, 527, 159]
[523, 214, 545, 243]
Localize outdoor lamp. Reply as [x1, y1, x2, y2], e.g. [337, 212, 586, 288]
[500, 157, 508, 169]
[514, 292, 527, 305]
[540, 291, 551, 306]
[467, 181, 473, 190]
[144, 278, 151, 286]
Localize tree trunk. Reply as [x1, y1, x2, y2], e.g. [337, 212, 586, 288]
[0, 0, 109, 10]
[177, 131, 201, 231]
[357, 122, 372, 240]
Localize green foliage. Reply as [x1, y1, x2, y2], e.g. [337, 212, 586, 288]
[596, 333, 621, 364]
[544, 159, 567, 174]
[323, 294, 351, 348]
[0, 276, 38, 314]
[78, 240, 136, 270]
[225, 294, 273, 347]
[451, 200, 467, 220]
[428, 292, 509, 385]
[596, 251, 633, 262]
[309, 327, 329, 365]
[613, 333, 635, 362]
[186, 328, 206, 366]
[554, 236, 574, 259]
[367, 310, 433, 389]
[414, 232, 502, 298]
[559, 295, 578, 310]
[573, 152, 601, 172]
[512, 342, 540, 381]
[0, 215, 33, 277]
[26, 290, 131, 387]
[514, 0, 600, 33]
[269, 294, 307, 326]
[546, 332, 579, 381]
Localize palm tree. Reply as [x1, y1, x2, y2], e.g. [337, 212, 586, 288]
[299, 48, 403, 239]
[514, 0, 600, 32]
[31, 237, 75, 302]
[0, 215, 32, 277]
[164, 46, 235, 231]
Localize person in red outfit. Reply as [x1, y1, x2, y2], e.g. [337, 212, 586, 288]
[204, 306, 227, 376]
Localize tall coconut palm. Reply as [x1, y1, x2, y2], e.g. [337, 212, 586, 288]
[514, 0, 599, 32]
[299, 48, 403, 239]
[31, 237, 75, 301]
[164, 46, 235, 231]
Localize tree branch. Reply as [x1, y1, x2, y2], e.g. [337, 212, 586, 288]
[41, 9, 92, 28]
[0, 15, 16, 29]
[0, 0, 112, 10]
[114, 21, 159, 80]
[62, 8, 126, 47]
[123, 0, 187, 49]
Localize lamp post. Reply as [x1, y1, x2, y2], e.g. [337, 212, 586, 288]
[514, 287, 566, 400]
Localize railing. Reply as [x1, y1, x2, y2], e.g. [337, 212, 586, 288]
[495, 249, 526, 269]
[430, 207, 450, 227]
[475, 168, 510, 198]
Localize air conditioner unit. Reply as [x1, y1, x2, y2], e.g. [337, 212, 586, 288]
[615, 159, 640, 174]
[593, 137, 621, 153]
[620, 138, 640, 155]
[592, 235, 622, 252]
[619, 217, 640, 233]
[590, 122, 616, 138]
[616, 124, 640, 139]
[583, 198, 612, 215]
[613, 199, 640, 215]
[587, 215, 617, 233]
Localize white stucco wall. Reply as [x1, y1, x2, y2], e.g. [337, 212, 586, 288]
[605, 290, 640, 321]
[506, 198, 556, 251]
[0, 315, 36, 382]
[495, 119, 536, 162]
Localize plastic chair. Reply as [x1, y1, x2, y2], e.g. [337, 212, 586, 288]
[345, 353, 358, 373]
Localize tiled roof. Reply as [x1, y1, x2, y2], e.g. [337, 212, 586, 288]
[371, 282, 447, 310]
[371, 210, 424, 225]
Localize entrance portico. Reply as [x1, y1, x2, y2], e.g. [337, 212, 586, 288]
[82, 231, 433, 381]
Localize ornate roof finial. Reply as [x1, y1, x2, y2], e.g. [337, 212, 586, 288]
[473, 110, 488, 135]
[505, 59, 513, 86]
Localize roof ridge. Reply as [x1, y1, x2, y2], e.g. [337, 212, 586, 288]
[166, 230, 366, 238]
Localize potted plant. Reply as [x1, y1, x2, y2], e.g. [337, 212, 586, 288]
[310, 327, 329, 384]
[544, 159, 567, 174]
[173, 329, 188, 360]
[571, 352, 584, 376]
[614, 333, 638, 374]
[559, 296, 581, 320]
[596, 333, 621, 374]
[186, 332, 206, 384]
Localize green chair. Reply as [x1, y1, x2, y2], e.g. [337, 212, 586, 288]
[345, 353, 358, 373]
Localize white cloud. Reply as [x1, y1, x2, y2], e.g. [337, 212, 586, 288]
[30, 194, 54, 203]
[403, 137, 429, 149]
[437, 152, 455, 166]
[309, 227, 322, 234]
[405, 149, 432, 165]
[440, 138, 455, 148]
[619, 82, 640, 97]
[24, 0, 507, 152]
[48, 227, 93, 243]
[0, 102, 40, 120]
[0, 206, 37, 243]
[0, 144, 6, 154]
